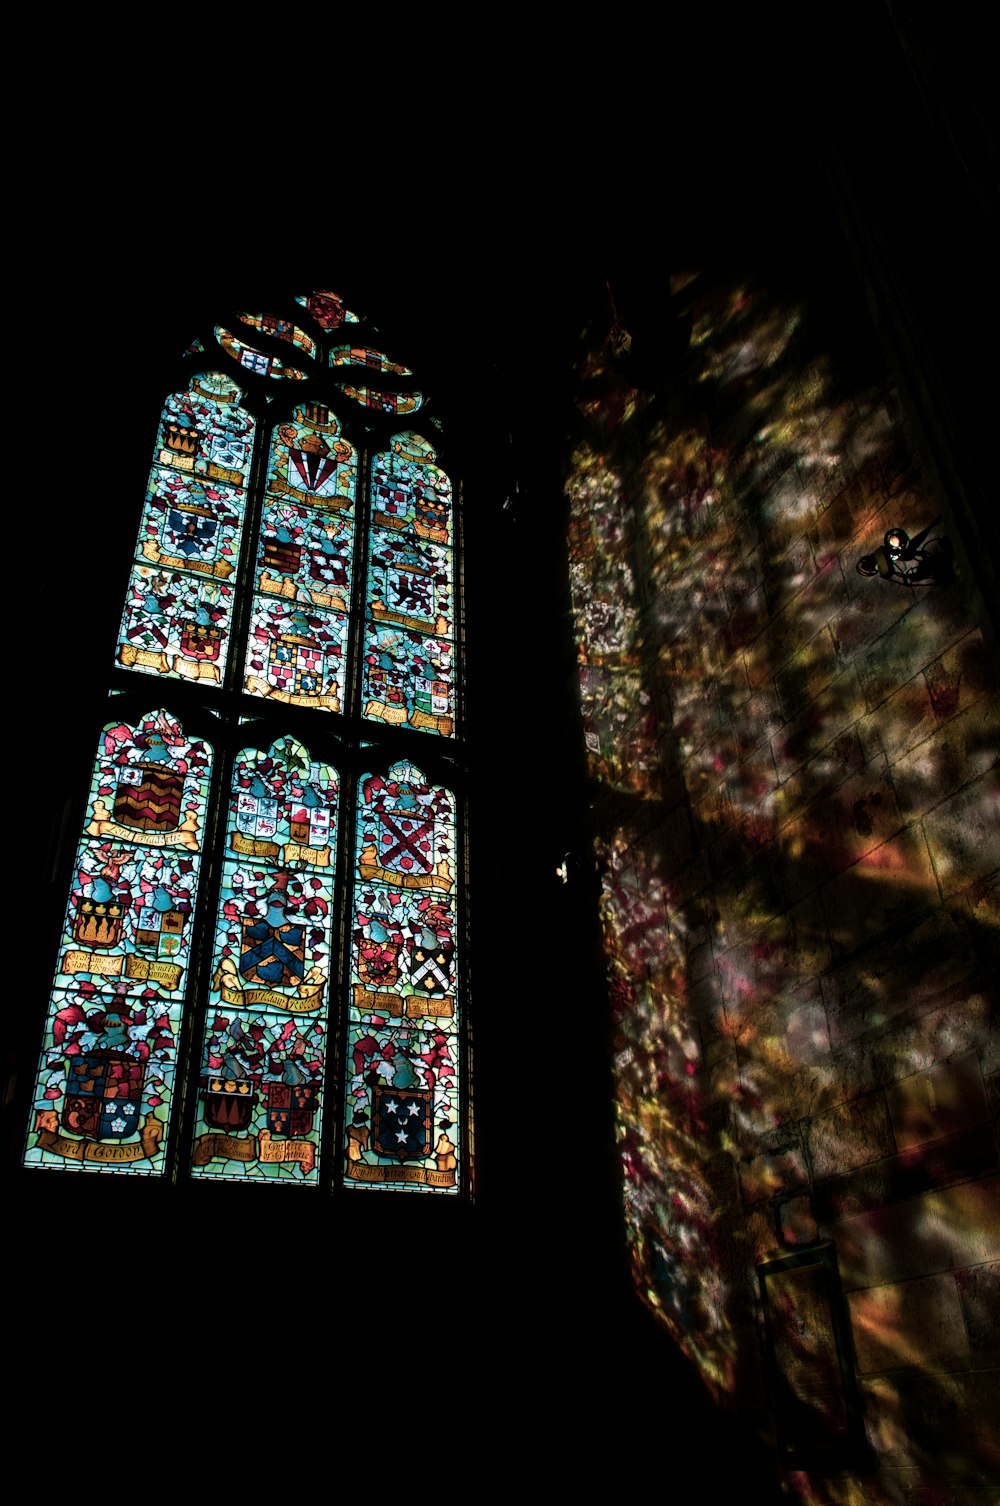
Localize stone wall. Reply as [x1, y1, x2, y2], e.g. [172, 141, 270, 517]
[565, 260, 998, 1502]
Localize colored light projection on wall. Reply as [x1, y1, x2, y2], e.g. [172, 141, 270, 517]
[117, 373, 255, 686]
[237, 312, 317, 359]
[295, 290, 359, 331]
[24, 711, 213, 1175]
[216, 326, 307, 381]
[566, 270, 999, 1483]
[344, 761, 460, 1193]
[244, 403, 357, 714]
[363, 433, 455, 737]
[190, 736, 338, 1183]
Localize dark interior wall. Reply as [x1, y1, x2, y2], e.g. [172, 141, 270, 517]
[557, 137, 998, 1506]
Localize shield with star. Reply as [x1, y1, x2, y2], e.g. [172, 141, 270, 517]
[62, 1052, 146, 1141]
[371, 1085, 433, 1161]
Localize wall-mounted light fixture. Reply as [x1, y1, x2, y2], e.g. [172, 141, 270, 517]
[856, 517, 952, 586]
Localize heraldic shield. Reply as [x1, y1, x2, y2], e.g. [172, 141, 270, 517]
[201, 1076, 256, 1132]
[263, 535, 302, 575]
[358, 938, 400, 989]
[113, 765, 184, 833]
[179, 620, 224, 662]
[134, 901, 185, 960]
[63, 1052, 146, 1141]
[266, 1081, 319, 1137]
[240, 911, 305, 987]
[377, 809, 435, 879]
[372, 1085, 433, 1161]
[269, 636, 324, 697]
[408, 934, 453, 996]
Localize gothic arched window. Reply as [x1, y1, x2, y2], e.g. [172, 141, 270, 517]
[23, 288, 468, 1195]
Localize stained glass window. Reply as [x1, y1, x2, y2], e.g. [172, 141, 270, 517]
[25, 287, 468, 1195]
[25, 710, 213, 1174]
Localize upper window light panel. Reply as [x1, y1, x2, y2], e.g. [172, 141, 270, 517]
[116, 373, 256, 685]
[244, 403, 358, 714]
[329, 345, 422, 416]
[363, 433, 455, 738]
